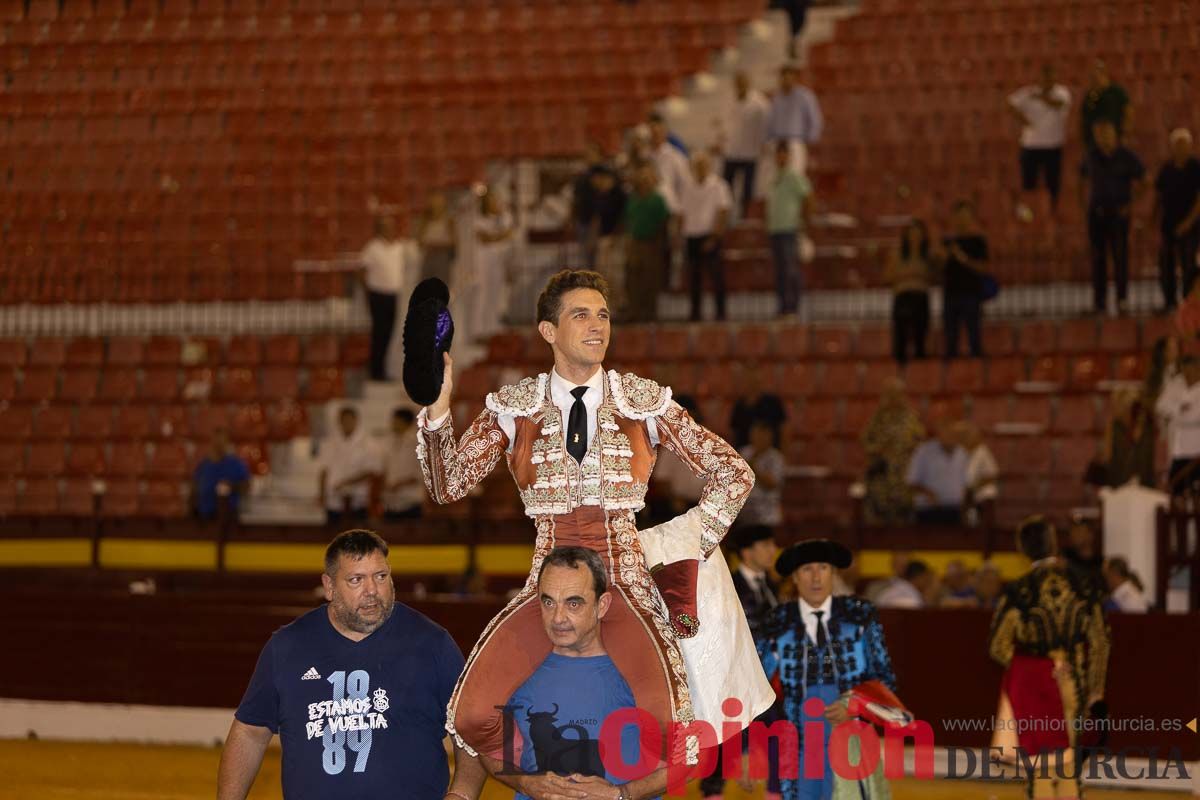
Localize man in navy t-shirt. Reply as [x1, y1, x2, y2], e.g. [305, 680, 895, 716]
[191, 429, 251, 520]
[216, 529, 486, 800]
[482, 546, 668, 800]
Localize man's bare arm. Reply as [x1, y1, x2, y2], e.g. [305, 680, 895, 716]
[216, 719, 274, 800]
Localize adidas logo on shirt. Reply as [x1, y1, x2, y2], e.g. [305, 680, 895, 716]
[301, 667, 322, 681]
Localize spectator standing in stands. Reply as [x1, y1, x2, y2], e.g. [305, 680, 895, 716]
[417, 192, 456, 286]
[648, 111, 690, 212]
[1081, 120, 1145, 316]
[1080, 59, 1132, 150]
[623, 161, 671, 323]
[472, 188, 517, 337]
[730, 362, 787, 449]
[192, 429, 250, 522]
[218, 530, 485, 800]
[1103, 557, 1150, 612]
[771, 0, 811, 55]
[906, 418, 970, 525]
[382, 408, 423, 521]
[739, 420, 786, 527]
[1154, 128, 1200, 310]
[571, 142, 607, 266]
[1008, 64, 1072, 214]
[884, 219, 933, 364]
[960, 421, 999, 527]
[723, 70, 770, 219]
[1154, 357, 1200, 498]
[875, 560, 933, 609]
[935, 200, 990, 359]
[585, 167, 628, 287]
[317, 407, 383, 525]
[861, 378, 924, 525]
[647, 395, 707, 524]
[766, 140, 813, 318]
[360, 216, 407, 381]
[766, 63, 823, 175]
[974, 561, 1004, 610]
[679, 152, 733, 321]
[1103, 386, 1156, 488]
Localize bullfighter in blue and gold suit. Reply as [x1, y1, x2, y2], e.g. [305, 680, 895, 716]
[758, 539, 897, 800]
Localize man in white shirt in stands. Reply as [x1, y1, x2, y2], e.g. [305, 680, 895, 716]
[360, 216, 408, 381]
[1008, 64, 1072, 216]
[317, 406, 384, 525]
[648, 112, 690, 214]
[875, 560, 934, 609]
[1155, 357, 1200, 498]
[678, 152, 733, 321]
[723, 70, 770, 219]
[383, 408, 423, 521]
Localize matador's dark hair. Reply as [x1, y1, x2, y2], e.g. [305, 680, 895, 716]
[536, 269, 610, 325]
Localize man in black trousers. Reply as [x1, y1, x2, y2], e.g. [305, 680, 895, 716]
[1080, 120, 1145, 316]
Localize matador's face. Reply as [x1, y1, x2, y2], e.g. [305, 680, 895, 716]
[543, 288, 610, 371]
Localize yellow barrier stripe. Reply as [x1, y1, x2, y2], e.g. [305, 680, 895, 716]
[100, 539, 218, 570]
[0, 538, 92, 567]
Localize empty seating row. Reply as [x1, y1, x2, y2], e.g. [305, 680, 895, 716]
[0, 402, 307, 443]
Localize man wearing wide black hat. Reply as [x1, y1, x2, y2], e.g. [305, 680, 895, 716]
[759, 539, 898, 800]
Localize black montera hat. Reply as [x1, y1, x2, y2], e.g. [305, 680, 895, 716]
[402, 278, 454, 407]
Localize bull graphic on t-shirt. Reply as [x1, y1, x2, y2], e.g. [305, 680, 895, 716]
[525, 704, 604, 776]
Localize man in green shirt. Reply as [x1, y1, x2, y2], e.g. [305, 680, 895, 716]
[1081, 59, 1132, 149]
[623, 162, 671, 322]
[765, 140, 813, 317]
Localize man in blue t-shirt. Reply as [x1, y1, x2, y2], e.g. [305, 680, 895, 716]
[483, 546, 668, 800]
[217, 529, 486, 800]
[191, 429, 251, 520]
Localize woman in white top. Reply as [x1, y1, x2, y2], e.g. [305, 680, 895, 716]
[469, 188, 516, 339]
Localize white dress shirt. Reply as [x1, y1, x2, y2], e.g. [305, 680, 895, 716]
[1110, 580, 1150, 613]
[738, 563, 777, 608]
[798, 594, 833, 645]
[382, 427, 423, 512]
[1155, 374, 1200, 459]
[679, 173, 733, 237]
[653, 141, 691, 214]
[725, 90, 770, 161]
[875, 578, 924, 609]
[360, 237, 406, 294]
[1008, 84, 1072, 149]
[420, 367, 660, 452]
[318, 428, 384, 511]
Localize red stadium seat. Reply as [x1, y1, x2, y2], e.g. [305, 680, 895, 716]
[651, 329, 691, 360]
[98, 369, 139, 402]
[66, 338, 105, 366]
[260, 367, 301, 400]
[341, 334, 370, 366]
[0, 370, 15, 403]
[1058, 319, 1099, 354]
[692, 327, 732, 360]
[1028, 356, 1068, 385]
[192, 406, 234, 439]
[1099, 318, 1139, 354]
[800, 399, 840, 437]
[986, 358, 1027, 392]
[266, 401, 308, 439]
[60, 370, 100, 403]
[774, 326, 810, 360]
[99, 480, 140, 518]
[236, 441, 270, 476]
[139, 481, 189, 518]
[153, 406, 190, 439]
[842, 398, 877, 434]
[861, 361, 902, 395]
[1055, 437, 1099, 478]
[216, 368, 259, 403]
[16, 478, 59, 516]
[981, 325, 1016, 357]
[1113, 354, 1146, 382]
[304, 334, 341, 366]
[775, 362, 815, 398]
[73, 406, 114, 440]
[107, 442, 147, 477]
[263, 334, 302, 365]
[0, 340, 26, 367]
[231, 404, 269, 440]
[0, 442, 22, 473]
[61, 478, 100, 516]
[854, 327, 891, 359]
[67, 442, 106, 476]
[1054, 396, 1098, 434]
[969, 396, 1011, 430]
[817, 362, 861, 396]
[18, 368, 58, 402]
[0, 478, 16, 516]
[945, 360, 985, 393]
[903, 360, 943, 395]
[305, 368, 345, 402]
[32, 406, 72, 439]
[812, 329, 853, 359]
[140, 369, 180, 402]
[148, 441, 191, 479]
[144, 336, 183, 366]
[226, 335, 263, 366]
[1068, 356, 1109, 391]
[113, 406, 155, 439]
[26, 442, 67, 475]
[1011, 396, 1052, 429]
[28, 338, 67, 367]
[106, 338, 146, 366]
[733, 326, 774, 360]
